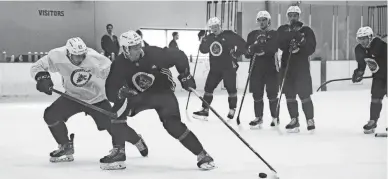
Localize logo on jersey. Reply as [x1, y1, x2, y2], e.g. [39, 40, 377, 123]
[70, 69, 92, 87]
[132, 72, 155, 92]
[210, 41, 223, 56]
[364, 58, 379, 73]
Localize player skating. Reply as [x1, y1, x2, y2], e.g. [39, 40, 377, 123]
[102, 30, 215, 170]
[246, 11, 280, 129]
[30, 37, 148, 167]
[352, 26, 387, 134]
[193, 17, 246, 120]
[277, 6, 316, 133]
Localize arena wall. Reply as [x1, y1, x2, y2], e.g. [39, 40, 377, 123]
[0, 60, 372, 97]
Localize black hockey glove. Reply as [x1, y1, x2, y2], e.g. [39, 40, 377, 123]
[289, 39, 300, 54]
[247, 31, 267, 57]
[230, 46, 244, 59]
[352, 69, 364, 83]
[118, 85, 138, 101]
[35, 71, 53, 95]
[198, 30, 207, 41]
[178, 71, 196, 92]
[293, 31, 306, 46]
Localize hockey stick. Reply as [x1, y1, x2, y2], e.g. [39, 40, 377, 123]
[236, 53, 258, 126]
[316, 76, 373, 92]
[51, 88, 118, 119]
[189, 87, 279, 175]
[273, 51, 293, 135]
[185, 32, 206, 122]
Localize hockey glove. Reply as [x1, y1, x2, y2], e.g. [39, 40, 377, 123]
[289, 39, 300, 54]
[198, 30, 207, 41]
[230, 46, 244, 59]
[118, 85, 138, 101]
[293, 31, 306, 46]
[178, 72, 196, 92]
[35, 71, 53, 95]
[247, 42, 265, 57]
[352, 69, 364, 83]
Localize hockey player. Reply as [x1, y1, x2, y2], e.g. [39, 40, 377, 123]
[193, 17, 247, 120]
[30, 37, 148, 167]
[352, 26, 387, 134]
[277, 6, 316, 133]
[101, 30, 215, 170]
[246, 11, 280, 129]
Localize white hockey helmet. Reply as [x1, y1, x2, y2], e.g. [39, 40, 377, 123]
[287, 6, 302, 16]
[66, 37, 87, 55]
[119, 30, 143, 47]
[256, 10, 271, 21]
[207, 17, 221, 27]
[356, 26, 373, 38]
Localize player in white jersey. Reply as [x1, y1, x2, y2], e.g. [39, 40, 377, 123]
[30, 37, 148, 169]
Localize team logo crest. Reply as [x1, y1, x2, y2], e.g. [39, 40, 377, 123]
[132, 72, 155, 92]
[210, 41, 223, 56]
[364, 58, 379, 73]
[70, 69, 92, 87]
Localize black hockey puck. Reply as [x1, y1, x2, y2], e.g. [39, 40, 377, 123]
[259, 172, 267, 178]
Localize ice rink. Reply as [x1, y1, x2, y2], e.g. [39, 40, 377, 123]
[0, 89, 386, 179]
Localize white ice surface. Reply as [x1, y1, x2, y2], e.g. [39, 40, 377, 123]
[0, 90, 386, 179]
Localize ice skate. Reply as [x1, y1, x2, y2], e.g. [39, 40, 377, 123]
[100, 146, 126, 170]
[249, 117, 263, 129]
[193, 108, 209, 121]
[135, 134, 148, 157]
[227, 108, 236, 120]
[197, 150, 216, 170]
[307, 119, 315, 133]
[363, 120, 377, 134]
[49, 133, 75, 163]
[285, 118, 300, 133]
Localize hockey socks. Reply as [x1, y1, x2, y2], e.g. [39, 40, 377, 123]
[178, 129, 204, 155]
[301, 96, 314, 120]
[228, 93, 237, 109]
[254, 98, 264, 117]
[370, 98, 383, 122]
[269, 97, 278, 118]
[286, 98, 299, 118]
[47, 121, 70, 145]
[201, 92, 214, 108]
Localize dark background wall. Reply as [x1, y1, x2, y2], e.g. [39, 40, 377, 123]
[0, 1, 386, 58]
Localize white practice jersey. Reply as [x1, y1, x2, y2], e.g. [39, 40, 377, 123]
[30, 46, 112, 104]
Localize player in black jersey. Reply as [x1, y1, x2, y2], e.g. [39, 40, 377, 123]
[193, 17, 246, 120]
[352, 26, 387, 134]
[101, 30, 215, 170]
[277, 6, 316, 133]
[246, 10, 280, 129]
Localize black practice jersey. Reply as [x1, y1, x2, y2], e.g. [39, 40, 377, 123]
[355, 37, 387, 79]
[199, 30, 246, 71]
[105, 46, 190, 103]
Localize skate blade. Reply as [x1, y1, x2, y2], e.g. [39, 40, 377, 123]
[375, 133, 388, 137]
[50, 155, 74, 163]
[308, 129, 315, 134]
[364, 129, 375, 134]
[100, 161, 126, 170]
[192, 115, 208, 121]
[199, 161, 216, 170]
[249, 124, 263, 130]
[286, 128, 300, 133]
